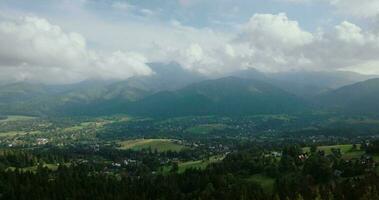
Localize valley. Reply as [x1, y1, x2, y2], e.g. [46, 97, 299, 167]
[1, 67, 379, 199]
[1, 111, 379, 199]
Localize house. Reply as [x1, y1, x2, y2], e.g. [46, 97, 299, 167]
[271, 151, 282, 157]
[36, 138, 48, 145]
[112, 162, 121, 167]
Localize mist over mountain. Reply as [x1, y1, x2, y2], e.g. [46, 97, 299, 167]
[0, 62, 205, 116]
[0, 61, 378, 117]
[227, 68, 376, 98]
[128, 76, 309, 117]
[4, 2, 379, 199]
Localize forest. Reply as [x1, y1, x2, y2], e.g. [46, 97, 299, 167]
[1, 142, 379, 200]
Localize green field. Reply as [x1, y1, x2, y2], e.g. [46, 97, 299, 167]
[118, 139, 186, 152]
[6, 163, 66, 172]
[160, 155, 225, 174]
[247, 174, 275, 194]
[303, 144, 364, 159]
[0, 130, 40, 137]
[252, 114, 293, 121]
[178, 156, 223, 173]
[185, 124, 227, 135]
[0, 115, 36, 122]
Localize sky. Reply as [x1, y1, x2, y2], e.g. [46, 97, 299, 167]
[1, 0, 379, 84]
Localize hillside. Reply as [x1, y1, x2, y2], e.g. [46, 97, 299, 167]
[0, 63, 205, 116]
[318, 78, 379, 114]
[231, 69, 375, 98]
[128, 77, 309, 117]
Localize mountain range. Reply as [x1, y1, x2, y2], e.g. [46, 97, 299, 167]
[318, 78, 379, 114]
[0, 62, 378, 117]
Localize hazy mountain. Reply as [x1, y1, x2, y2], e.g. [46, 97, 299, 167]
[0, 62, 206, 116]
[0, 83, 45, 103]
[268, 70, 376, 94]
[229, 68, 269, 81]
[125, 62, 206, 92]
[231, 69, 376, 98]
[1, 63, 376, 117]
[317, 78, 379, 114]
[128, 77, 309, 117]
[50, 62, 205, 103]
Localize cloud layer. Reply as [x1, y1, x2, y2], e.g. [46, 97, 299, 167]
[1, 0, 379, 84]
[0, 16, 152, 84]
[158, 13, 379, 75]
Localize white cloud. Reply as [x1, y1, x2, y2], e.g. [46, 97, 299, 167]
[239, 13, 314, 49]
[341, 60, 379, 75]
[151, 13, 379, 75]
[94, 51, 152, 80]
[299, 20, 379, 73]
[228, 13, 315, 72]
[335, 21, 365, 44]
[149, 13, 317, 75]
[3, 0, 379, 84]
[0, 16, 152, 84]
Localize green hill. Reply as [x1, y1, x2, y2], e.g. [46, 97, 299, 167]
[128, 77, 309, 117]
[318, 78, 379, 114]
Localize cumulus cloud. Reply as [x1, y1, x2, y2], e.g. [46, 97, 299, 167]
[188, 13, 311, 73]
[2, 0, 379, 84]
[335, 21, 365, 44]
[0, 16, 152, 84]
[226, 13, 313, 72]
[145, 13, 315, 75]
[161, 13, 379, 75]
[304, 20, 379, 72]
[239, 13, 314, 49]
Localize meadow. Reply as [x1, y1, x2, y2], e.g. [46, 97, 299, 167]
[118, 139, 186, 152]
[0, 115, 36, 122]
[303, 144, 364, 159]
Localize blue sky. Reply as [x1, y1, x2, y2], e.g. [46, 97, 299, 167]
[0, 0, 341, 30]
[0, 0, 379, 83]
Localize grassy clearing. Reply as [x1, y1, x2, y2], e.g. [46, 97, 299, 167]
[178, 156, 225, 173]
[178, 160, 208, 173]
[252, 114, 293, 121]
[118, 139, 186, 152]
[373, 155, 379, 162]
[0, 115, 36, 122]
[247, 174, 275, 194]
[304, 144, 355, 154]
[303, 144, 364, 159]
[0, 130, 40, 137]
[342, 151, 365, 160]
[178, 156, 224, 173]
[6, 163, 68, 172]
[161, 155, 225, 174]
[186, 124, 227, 135]
[0, 131, 27, 137]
